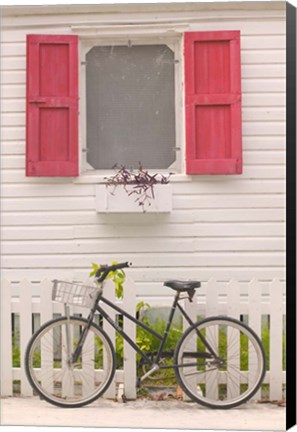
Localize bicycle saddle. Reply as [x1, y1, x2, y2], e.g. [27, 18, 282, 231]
[163, 280, 201, 292]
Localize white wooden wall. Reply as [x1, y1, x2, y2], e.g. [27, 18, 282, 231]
[1, 3, 286, 297]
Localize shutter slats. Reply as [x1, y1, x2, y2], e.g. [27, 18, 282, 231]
[26, 35, 78, 177]
[184, 31, 242, 175]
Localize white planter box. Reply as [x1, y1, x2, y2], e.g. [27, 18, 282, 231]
[95, 184, 172, 213]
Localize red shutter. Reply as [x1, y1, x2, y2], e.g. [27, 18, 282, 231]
[26, 35, 78, 176]
[184, 31, 242, 174]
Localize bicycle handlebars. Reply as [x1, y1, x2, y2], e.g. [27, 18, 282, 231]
[95, 261, 131, 282]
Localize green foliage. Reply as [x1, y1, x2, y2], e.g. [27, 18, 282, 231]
[261, 322, 286, 371]
[136, 317, 183, 362]
[12, 337, 21, 368]
[90, 261, 126, 299]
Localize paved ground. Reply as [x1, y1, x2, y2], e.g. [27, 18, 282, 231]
[0, 396, 286, 431]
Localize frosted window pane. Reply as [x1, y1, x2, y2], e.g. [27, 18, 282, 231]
[86, 45, 176, 170]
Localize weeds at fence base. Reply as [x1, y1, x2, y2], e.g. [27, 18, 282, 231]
[137, 385, 183, 401]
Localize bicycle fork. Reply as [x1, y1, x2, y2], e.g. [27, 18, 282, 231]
[64, 306, 96, 365]
[64, 305, 73, 366]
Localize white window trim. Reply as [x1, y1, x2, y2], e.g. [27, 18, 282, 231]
[78, 32, 185, 179]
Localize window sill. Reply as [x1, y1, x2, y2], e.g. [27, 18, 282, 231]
[95, 183, 172, 213]
[74, 172, 191, 184]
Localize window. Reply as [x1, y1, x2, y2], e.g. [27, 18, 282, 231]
[85, 44, 176, 171]
[26, 31, 242, 177]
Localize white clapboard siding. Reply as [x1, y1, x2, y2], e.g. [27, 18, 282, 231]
[1, 278, 285, 401]
[2, 252, 286, 271]
[0, 149, 286, 169]
[2, 193, 285, 212]
[1, 3, 286, 303]
[1, 179, 286, 197]
[1, 222, 285, 241]
[0, 165, 286, 184]
[0, 208, 286, 226]
[2, 237, 285, 256]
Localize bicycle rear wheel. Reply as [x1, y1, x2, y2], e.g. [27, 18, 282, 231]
[174, 317, 266, 409]
[25, 316, 116, 408]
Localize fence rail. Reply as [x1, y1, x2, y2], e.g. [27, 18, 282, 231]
[1, 278, 285, 401]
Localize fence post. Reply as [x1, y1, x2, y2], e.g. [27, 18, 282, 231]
[40, 279, 53, 324]
[102, 279, 116, 399]
[269, 279, 284, 401]
[227, 279, 240, 320]
[182, 285, 198, 401]
[206, 278, 218, 317]
[123, 277, 136, 400]
[248, 279, 262, 401]
[1, 280, 13, 396]
[226, 280, 241, 399]
[205, 278, 219, 400]
[19, 279, 33, 396]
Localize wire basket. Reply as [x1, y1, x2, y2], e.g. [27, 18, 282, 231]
[52, 280, 102, 308]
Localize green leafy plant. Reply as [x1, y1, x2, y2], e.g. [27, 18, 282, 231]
[12, 336, 21, 368]
[90, 261, 126, 299]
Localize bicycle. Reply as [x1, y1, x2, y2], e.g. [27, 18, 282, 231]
[25, 262, 266, 409]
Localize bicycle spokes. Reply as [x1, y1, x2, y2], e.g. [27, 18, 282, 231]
[174, 317, 265, 408]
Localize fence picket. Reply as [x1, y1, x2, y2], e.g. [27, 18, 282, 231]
[40, 279, 53, 325]
[1, 280, 13, 396]
[227, 279, 240, 320]
[102, 279, 116, 399]
[269, 279, 283, 401]
[19, 279, 33, 396]
[227, 280, 240, 399]
[248, 279, 262, 400]
[183, 289, 198, 401]
[205, 278, 219, 400]
[123, 277, 136, 400]
[206, 278, 218, 317]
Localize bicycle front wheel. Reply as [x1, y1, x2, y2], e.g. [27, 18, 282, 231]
[174, 317, 266, 409]
[25, 316, 116, 408]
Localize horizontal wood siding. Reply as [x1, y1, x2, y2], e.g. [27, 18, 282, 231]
[1, 4, 286, 293]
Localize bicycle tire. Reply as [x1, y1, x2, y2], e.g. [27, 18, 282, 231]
[174, 316, 266, 409]
[25, 316, 116, 408]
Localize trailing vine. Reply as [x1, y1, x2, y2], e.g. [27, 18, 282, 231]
[104, 163, 172, 212]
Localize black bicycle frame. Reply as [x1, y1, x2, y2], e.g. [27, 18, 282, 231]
[72, 290, 217, 367]
[95, 293, 180, 365]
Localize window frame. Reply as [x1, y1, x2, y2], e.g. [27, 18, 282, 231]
[79, 35, 184, 176]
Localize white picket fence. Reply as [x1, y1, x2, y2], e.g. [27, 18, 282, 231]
[1, 278, 286, 401]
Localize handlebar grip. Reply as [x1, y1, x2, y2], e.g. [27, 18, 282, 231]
[113, 261, 131, 271]
[95, 261, 131, 281]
